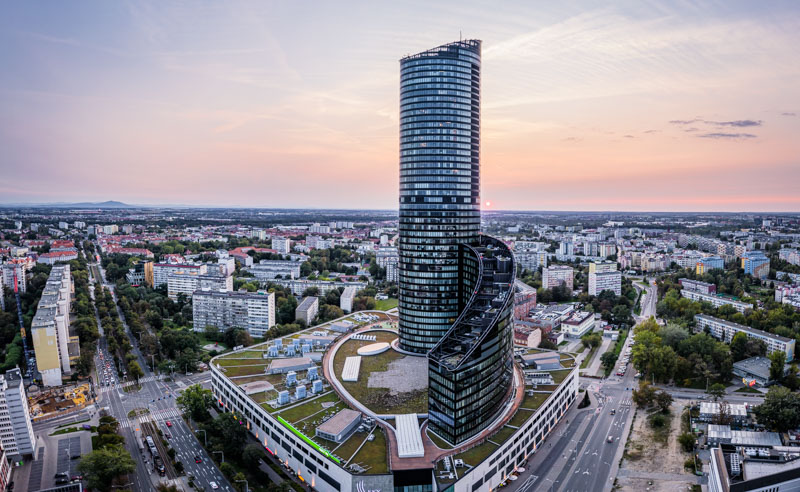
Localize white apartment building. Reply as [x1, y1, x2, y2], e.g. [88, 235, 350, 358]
[695, 314, 795, 361]
[271, 279, 368, 297]
[249, 260, 302, 281]
[272, 237, 292, 254]
[542, 265, 574, 290]
[0, 368, 37, 457]
[560, 311, 595, 337]
[514, 250, 548, 272]
[340, 286, 357, 313]
[682, 290, 752, 313]
[168, 272, 232, 299]
[2, 261, 28, 294]
[385, 259, 399, 283]
[193, 290, 275, 338]
[306, 236, 334, 250]
[295, 296, 319, 325]
[153, 262, 208, 287]
[309, 223, 331, 234]
[31, 265, 76, 387]
[598, 242, 616, 258]
[102, 224, 119, 234]
[588, 262, 620, 296]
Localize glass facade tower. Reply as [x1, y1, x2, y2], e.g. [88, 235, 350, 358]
[398, 40, 482, 353]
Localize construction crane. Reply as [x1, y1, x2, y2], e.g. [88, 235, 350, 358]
[12, 269, 32, 364]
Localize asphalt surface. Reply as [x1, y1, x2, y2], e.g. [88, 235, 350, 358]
[90, 261, 234, 492]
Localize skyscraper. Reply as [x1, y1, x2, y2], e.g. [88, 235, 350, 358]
[398, 40, 516, 445]
[398, 40, 482, 354]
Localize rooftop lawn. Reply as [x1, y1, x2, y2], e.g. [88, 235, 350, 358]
[219, 364, 268, 378]
[507, 409, 534, 428]
[374, 298, 399, 311]
[426, 429, 454, 450]
[521, 392, 550, 411]
[490, 425, 516, 445]
[349, 427, 389, 474]
[455, 440, 498, 467]
[550, 369, 572, 384]
[274, 391, 340, 423]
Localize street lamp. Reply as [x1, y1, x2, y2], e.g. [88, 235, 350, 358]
[214, 450, 224, 463]
[197, 429, 208, 447]
[236, 479, 249, 492]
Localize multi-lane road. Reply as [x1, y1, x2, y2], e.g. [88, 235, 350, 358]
[513, 278, 658, 492]
[89, 261, 233, 491]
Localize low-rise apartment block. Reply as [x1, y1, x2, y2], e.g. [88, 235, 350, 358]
[679, 278, 716, 295]
[560, 311, 595, 337]
[153, 262, 208, 287]
[682, 289, 753, 313]
[696, 256, 724, 274]
[695, 314, 794, 361]
[248, 260, 301, 281]
[193, 290, 275, 338]
[295, 296, 319, 325]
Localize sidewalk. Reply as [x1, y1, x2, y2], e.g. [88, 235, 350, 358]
[585, 337, 613, 377]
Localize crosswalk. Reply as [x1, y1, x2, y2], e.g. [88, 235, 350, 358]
[120, 407, 183, 429]
[97, 374, 165, 393]
[620, 398, 632, 407]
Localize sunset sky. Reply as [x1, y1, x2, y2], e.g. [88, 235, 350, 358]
[1, 1, 799, 212]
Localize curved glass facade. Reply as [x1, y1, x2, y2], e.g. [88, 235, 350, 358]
[398, 40, 482, 353]
[427, 236, 516, 445]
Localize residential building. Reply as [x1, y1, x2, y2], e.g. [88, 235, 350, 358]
[589, 270, 621, 296]
[514, 250, 548, 272]
[558, 241, 574, 256]
[270, 278, 367, 297]
[0, 443, 8, 491]
[560, 311, 595, 337]
[248, 260, 301, 281]
[679, 278, 716, 295]
[682, 290, 752, 313]
[598, 242, 616, 258]
[513, 325, 542, 348]
[102, 224, 118, 234]
[153, 262, 207, 287]
[295, 297, 319, 325]
[31, 265, 76, 386]
[779, 248, 800, 266]
[193, 290, 275, 338]
[167, 271, 232, 299]
[306, 235, 333, 250]
[272, 237, 291, 254]
[2, 260, 28, 294]
[308, 223, 331, 234]
[742, 250, 770, 279]
[696, 256, 725, 274]
[385, 258, 399, 283]
[542, 265, 575, 290]
[36, 250, 79, 265]
[695, 314, 794, 361]
[339, 286, 357, 313]
[0, 368, 37, 457]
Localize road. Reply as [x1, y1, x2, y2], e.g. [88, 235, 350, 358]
[513, 279, 659, 492]
[90, 261, 234, 492]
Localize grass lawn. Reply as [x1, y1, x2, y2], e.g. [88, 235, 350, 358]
[549, 369, 573, 385]
[521, 391, 550, 410]
[426, 430, 454, 449]
[735, 386, 762, 394]
[220, 364, 268, 378]
[508, 409, 534, 427]
[349, 427, 389, 474]
[275, 391, 340, 423]
[374, 298, 399, 311]
[51, 426, 95, 436]
[456, 441, 498, 467]
[579, 346, 598, 369]
[57, 418, 90, 429]
[490, 425, 516, 445]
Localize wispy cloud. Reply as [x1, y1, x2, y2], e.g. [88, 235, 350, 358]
[782, 112, 796, 117]
[706, 119, 762, 127]
[697, 133, 757, 140]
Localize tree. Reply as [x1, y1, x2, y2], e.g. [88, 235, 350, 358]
[754, 386, 800, 432]
[654, 391, 673, 413]
[769, 351, 786, 383]
[632, 382, 657, 407]
[539, 339, 557, 350]
[127, 360, 144, 382]
[78, 445, 136, 492]
[242, 443, 265, 469]
[176, 384, 215, 422]
[678, 432, 695, 453]
[730, 331, 749, 362]
[209, 412, 248, 460]
[600, 351, 617, 370]
[707, 383, 726, 402]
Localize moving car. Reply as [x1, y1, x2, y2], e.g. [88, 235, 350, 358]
[194, 456, 202, 463]
[607, 435, 614, 443]
[166, 421, 172, 427]
[210, 482, 219, 490]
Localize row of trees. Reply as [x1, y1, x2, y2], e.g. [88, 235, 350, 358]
[77, 416, 136, 491]
[0, 263, 53, 371]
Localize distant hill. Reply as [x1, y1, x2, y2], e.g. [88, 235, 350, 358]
[0, 200, 138, 209]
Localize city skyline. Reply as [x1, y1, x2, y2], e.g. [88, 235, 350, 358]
[2, 1, 800, 212]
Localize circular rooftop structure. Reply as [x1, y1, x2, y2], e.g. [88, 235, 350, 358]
[357, 342, 391, 356]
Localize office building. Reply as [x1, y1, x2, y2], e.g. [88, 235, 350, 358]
[295, 296, 319, 325]
[193, 290, 275, 338]
[709, 444, 800, 492]
[682, 290, 752, 313]
[31, 265, 78, 386]
[542, 265, 574, 291]
[742, 250, 770, 279]
[339, 286, 357, 313]
[697, 256, 724, 274]
[0, 368, 37, 457]
[272, 237, 291, 254]
[560, 311, 595, 337]
[695, 314, 794, 361]
[397, 40, 482, 354]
